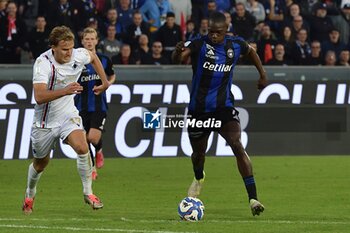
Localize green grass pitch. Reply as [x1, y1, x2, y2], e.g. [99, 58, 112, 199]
[0, 156, 349, 233]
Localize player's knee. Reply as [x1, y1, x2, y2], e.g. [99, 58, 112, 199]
[87, 135, 99, 145]
[192, 152, 205, 159]
[74, 143, 89, 155]
[230, 139, 244, 152]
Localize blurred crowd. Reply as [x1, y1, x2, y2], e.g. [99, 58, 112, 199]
[0, 0, 349, 66]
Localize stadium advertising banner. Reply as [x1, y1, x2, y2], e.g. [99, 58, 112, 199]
[0, 80, 349, 159]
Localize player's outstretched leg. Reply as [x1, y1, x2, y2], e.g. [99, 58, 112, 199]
[77, 152, 103, 209]
[188, 170, 205, 197]
[187, 134, 209, 197]
[88, 144, 98, 180]
[219, 120, 264, 216]
[67, 130, 103, 210]
[22, 156, 49, 214]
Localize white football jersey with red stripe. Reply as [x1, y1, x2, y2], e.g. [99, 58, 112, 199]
[32, 48, 91, 128]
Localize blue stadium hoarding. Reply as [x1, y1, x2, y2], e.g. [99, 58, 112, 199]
[1, 77, 350, 159]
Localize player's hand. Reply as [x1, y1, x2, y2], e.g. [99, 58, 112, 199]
[65, 82, 83, 95]
[257, 73, 268, 90]
[175, 41, 185, 54]
[93, 84, 108, 95]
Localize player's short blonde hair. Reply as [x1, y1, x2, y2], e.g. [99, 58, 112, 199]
[81, 27, 99, 40]
[49, 26, 75, 46]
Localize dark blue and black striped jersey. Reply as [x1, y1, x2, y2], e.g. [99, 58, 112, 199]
[186, 35, 249, 113]
[74, 53, 114, 112]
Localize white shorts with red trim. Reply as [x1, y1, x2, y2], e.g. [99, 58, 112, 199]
[30, 115, 84, 158]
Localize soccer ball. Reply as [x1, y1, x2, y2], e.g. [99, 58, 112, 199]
[178, 197, 205, 221]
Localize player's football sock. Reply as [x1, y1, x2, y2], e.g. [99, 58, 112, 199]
[243, 175, 257, 201]
[93, 139, 102, 153]
[77, 152, 93, 195]
[89, 144, 95, 167]
[25, 163, 42, 198]
[194, 166, 204, 180]
[188, 171, 205, 197]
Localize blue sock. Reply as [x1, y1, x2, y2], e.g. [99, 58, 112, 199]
[243, 176, 257, 201]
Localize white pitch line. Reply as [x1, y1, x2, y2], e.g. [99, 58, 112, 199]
[0, 224, 197, 233]
[121, 217, 350, 225]
[1, 217, 350, 226]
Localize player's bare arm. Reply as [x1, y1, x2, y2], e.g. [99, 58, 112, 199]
[89, 50, 110, 95]
[246, 45, 268, 90]
[172, 41, 191, 64]
[33, 82, 83, 105]
[108, 74, 116, 86]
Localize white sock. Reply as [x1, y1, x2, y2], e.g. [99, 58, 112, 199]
[77, 152, 93, 195]
[26, 163, 42, 198]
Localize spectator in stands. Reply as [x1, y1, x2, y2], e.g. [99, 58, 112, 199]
[134, 34, 151, 61]
[285, 3, 301, 22]
[290, 15, 309, 40]
[117, 0, 134, 33]
[246, 0, 266, 23]
[232, 2, 256, 41]
[141, 41, 170, 64]
[112, 43, 139, 64]
[204, 0, 216, 18]
[98, 25, 123, 60]
[223, 11, 234, 35]
[266, 43, 291, 65]
[323, 50, 337, 65]
[304, 40, 323, 65]
[130, 0, 146, 9]
[322, 28, 347, 60]
[295, 0, 318, 16]
[185, 20, 196, 41]
[103, 8, 123, 39]
[46, 0, 85, 33]
[169, 0, 192, 38]
[0, 0, 8, 19]
[212, 0, 234, 12]
[264, 0, 286, 34]
[0, 1, 27, 64]
[257, 24, 278, 64]
[125, 10, 150, 49]
[81, 0, 98, 21]
[27, 15, 49, 60]
[304, 40, 323, 66]
[198, 17, 209, 36]
[158, 0, 172, 26]
[191, 0, 206, 29]
[19, 0, 39, 31]
[156, 12, 182, 63]
[337, 49, 350, 66]
[336, 4, 350, 46]
[140, 0, 160, 31]
[291, 28, 311, 65]
[308, 2, 334, 42]
[278, 26, 294, 61]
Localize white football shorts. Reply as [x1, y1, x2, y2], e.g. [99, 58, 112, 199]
[31, 115, 84, 158]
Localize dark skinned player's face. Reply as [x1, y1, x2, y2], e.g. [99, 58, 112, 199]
[208, 21, 227, 44]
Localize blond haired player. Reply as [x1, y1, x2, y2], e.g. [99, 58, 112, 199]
[22, 26, 109, 214]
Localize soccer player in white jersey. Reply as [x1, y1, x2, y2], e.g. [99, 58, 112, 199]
[22, 26, 110, 214]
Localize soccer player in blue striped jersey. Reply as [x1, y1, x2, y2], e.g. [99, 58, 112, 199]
[75, 28, 116, 180]
[172, 12, 267, 216]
